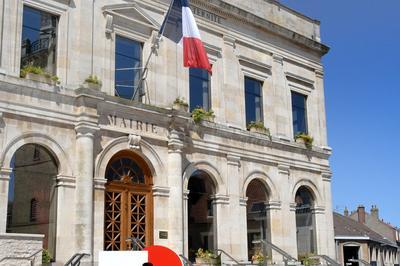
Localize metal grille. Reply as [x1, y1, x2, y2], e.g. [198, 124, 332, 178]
[130, 193, 146, 244]
[104, 191, 122, 251]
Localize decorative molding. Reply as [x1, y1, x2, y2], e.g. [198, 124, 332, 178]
[128, 134, 141, 150]
[289, 203, 297, 212]
[0, 111, 4, 133]
[285, 72, 315, 86]
[273, 54, 284, 65]
[183, 189, 190, 200]
[238, 55, 272, 80]
[277, 164, 290, 175]
[153, 186, 170, 198]
[312, 206, 326, 214]
[56, 175, 76, 188]
[266, 200, 282, 210]
[94, 178, 107, 190]
[239, 197, 248, 206]
[0, 167, 12, 181]
[223, 35, 236, 48]
[168, 129, 184, 153]
[75, 122, 99, 139]
[321, 172, 332, 182]
[315, 69, 324, 78]
[227, 154, 240, 167]
[211, 194, 230, 205]
[105, 14, 114, 34]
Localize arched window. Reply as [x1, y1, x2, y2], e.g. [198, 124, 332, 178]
[295, 187, 317, 258]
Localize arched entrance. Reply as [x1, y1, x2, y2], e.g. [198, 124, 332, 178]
[187, 170, 216, 261]
[246, 179, 271, 261]
[103, 151, 153, 250]
[7, 144, 58, 260]
[295, 186, 317, 258]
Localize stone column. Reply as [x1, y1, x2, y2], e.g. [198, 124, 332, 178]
[213, 194, 230, 256]
[0, 167, 11, 233]
[183, 189, 190, 257]
[167, 129, 184, 254]
[226, 154, 247, 261]
[74, 123, 98, 260]
[54, 175, 76, 262]
[279, 164, 298, 258]
[314, 70, 327, 146]
[272, 55, 291, 140]
[319, 172, 336, 258]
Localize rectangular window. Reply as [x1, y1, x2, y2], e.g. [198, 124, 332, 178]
[21, 6, 58, 74]
[291, 91, 308, 136]
[115, 36, 142, 100]
[189, 68, 210, 111]
[244, 77, 263, 125]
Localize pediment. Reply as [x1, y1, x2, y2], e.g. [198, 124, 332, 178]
[103, 3, 160, 32]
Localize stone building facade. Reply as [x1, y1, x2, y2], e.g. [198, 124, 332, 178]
[0, 0, 335, 264]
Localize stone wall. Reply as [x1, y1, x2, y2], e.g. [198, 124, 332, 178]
[0, 233, 43, 266]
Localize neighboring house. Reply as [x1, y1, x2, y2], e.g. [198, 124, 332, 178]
[334, 209, 399, 266]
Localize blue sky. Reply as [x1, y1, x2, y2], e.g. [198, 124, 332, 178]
[280, 0, 400, 227]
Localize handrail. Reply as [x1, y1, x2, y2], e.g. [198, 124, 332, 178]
[0, 248, 42, 265]
[64, 253, 90, 266]
[126, 237, 146, 251]
[214, 249, 247, 265]
[252, 239, 297, 262]
[349, 258, 371, 266]
[179, 254, 193, 266]
[309, 255, 340, 266]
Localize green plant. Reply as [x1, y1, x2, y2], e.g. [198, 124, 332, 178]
[191, 107, 215, 123]
[298, 253, 319, 266]
[42, 249, 52, 263]
[20, 65, 60, 84]
[85, 75, 102, 86]
[251, 250, 265, 265]
[295, 132, 314, 148]
[173, 97, 188, 107]
[195, 248, 213, 260]
[20, 65, 44, 78]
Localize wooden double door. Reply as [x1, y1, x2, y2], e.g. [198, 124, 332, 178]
[103, 152, 153, 251]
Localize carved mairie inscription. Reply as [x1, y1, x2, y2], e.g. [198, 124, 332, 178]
[107, 115, 158, 134]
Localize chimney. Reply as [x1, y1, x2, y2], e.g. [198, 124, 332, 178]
[357, 205, 366, 223]
[344, 207, 349, 217]
[371, 205, 379, 219]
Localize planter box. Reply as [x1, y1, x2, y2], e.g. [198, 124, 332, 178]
[83, 82, 102, 90]
[195, 257, 219, 265]
[25, 73, 55, 85]
[249, 127, 267, 134]
[173, 103, 189, 112]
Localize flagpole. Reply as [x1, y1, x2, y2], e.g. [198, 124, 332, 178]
[130, 0, 175, 102]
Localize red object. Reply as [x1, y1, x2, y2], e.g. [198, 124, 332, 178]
[183, 37, 212, 74]
[144, 245, 182, 266]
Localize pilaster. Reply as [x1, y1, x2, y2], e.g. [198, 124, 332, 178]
[272, 54, 291, 139]
[74, 123, 98, 261]
[278, 164, 298, 259]
[222, 35, 243, 128]
[0, 167, 11, 233]
[167, 129, 184, 254]
[320, 171, 336, 258]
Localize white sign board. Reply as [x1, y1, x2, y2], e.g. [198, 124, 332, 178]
[99, 251, 149, 266]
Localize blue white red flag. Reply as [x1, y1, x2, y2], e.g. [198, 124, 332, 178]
[159, 0, 212, 73]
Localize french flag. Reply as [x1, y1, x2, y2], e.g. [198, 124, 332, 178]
[160, 0, 212, 73]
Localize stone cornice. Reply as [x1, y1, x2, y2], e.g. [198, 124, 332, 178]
[191, 0, 329, 56]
